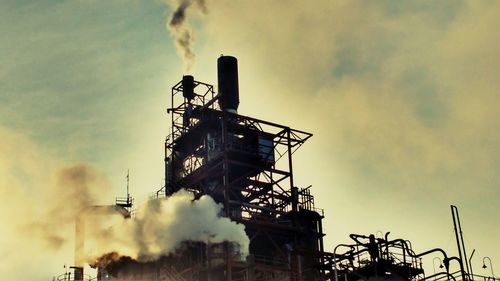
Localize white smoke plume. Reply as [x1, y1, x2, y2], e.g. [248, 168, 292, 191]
[0, 126, 248, 279]
[166, 0, 208, 71]
[83, 189, 249, 263]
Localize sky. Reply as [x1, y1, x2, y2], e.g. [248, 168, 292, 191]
[0, 0, 499, 280]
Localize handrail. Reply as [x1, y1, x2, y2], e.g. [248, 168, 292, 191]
[54, 273, 97, 281]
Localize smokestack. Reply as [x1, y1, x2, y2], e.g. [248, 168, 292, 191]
[74, 215, 85, 280]
[182, 75, 195, 100]
[217, 56, 239, 113]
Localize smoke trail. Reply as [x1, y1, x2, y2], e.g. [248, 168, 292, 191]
[166, 0, 208, 71]
[83, 189, 249, 264]
[0, 125, 118, 279]
[24, 164, 109, 249]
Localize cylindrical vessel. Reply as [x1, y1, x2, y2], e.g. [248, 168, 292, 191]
[217, 56, 239, 112]
[182, 75, 195, 100]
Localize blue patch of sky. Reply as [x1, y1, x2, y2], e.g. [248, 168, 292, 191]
[331, 40, 396, 81]
[399, 67, 445, 127]
[0, 0, 178, 162]
[377, 0, 463, 26]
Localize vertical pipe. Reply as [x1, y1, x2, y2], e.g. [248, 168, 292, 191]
[402, 240, 407, 265]
[317, 219, 325, 277]
[318, 219, 325, 252]
[168, 86, 175, 196]
[469, 249, 475, 280]
[164, 139, 168, 196]
[451, 205, 467, 281]
[247, 255, 256, 281]
[222, 112, 230, 217]
[74, 215, 84, 281]
[287, 128, 296, 211]
[333, 252, 339, 281]
[164, 153, 169, 196]
[456, 207, 471, 278]
[385, 232, 391, 261]
[291, 186, 299, 212]
[287, 127, 300, 281]
[221, 111, 232, 281]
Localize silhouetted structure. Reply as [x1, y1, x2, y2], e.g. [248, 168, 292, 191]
[160, 55, 325, 281]
[55, 56, 485, 281]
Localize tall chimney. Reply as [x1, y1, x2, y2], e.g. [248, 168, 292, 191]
[182, 75, 195, 100]
[74, 215, 85, 280]
[217, 56, 239, 113]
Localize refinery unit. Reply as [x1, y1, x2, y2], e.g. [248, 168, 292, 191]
[53, 56, 496, 281]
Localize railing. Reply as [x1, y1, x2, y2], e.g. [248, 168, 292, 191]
[159, 265, 186, 281]
[115, 195, 133, 208]
[253, 254, 289, 268]
[297, 186, 324, 216]
[431, 272, 500, 281]
[53, 273, 96, 281]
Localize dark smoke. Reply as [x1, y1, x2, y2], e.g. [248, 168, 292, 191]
[22, 164, 108, 250]
[167, 0, 208, 71]
[90, 252, 126, 270]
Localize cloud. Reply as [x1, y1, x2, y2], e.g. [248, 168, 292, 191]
[0, 126, 112, 280]
[200, 0, 500, 197]
[196, 0, 500, 271]
[1, 0, 498, 278]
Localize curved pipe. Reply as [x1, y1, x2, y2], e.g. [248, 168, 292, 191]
[385, 232, 391, 241]
[422, 271, 457, 281]
[348, 234, 465, 275]
[351, 235, 448, 263]
[345, 233, 466, 281]
[349, 234, 369, 245]
[333, 243, 361, 263]
[334, 244, 356, 254]
[333, 244, 357, 281]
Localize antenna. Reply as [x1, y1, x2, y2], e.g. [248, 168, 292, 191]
[116, 169, 133, 209]
[126, 169, 130, 199]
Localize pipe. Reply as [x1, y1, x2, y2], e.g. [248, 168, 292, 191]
[349, 234, 369, 245]
[456, 207, 471, 278]
[469, 249, 476, 280]
[384, 232, 391, 260]
[451, 205, 468, 281]
[422, 272, 457, 281]
[333, 244, 357, 281]
[343, 233, 469, 281]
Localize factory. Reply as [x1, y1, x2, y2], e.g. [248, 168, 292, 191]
[54, 57, 487, 281]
